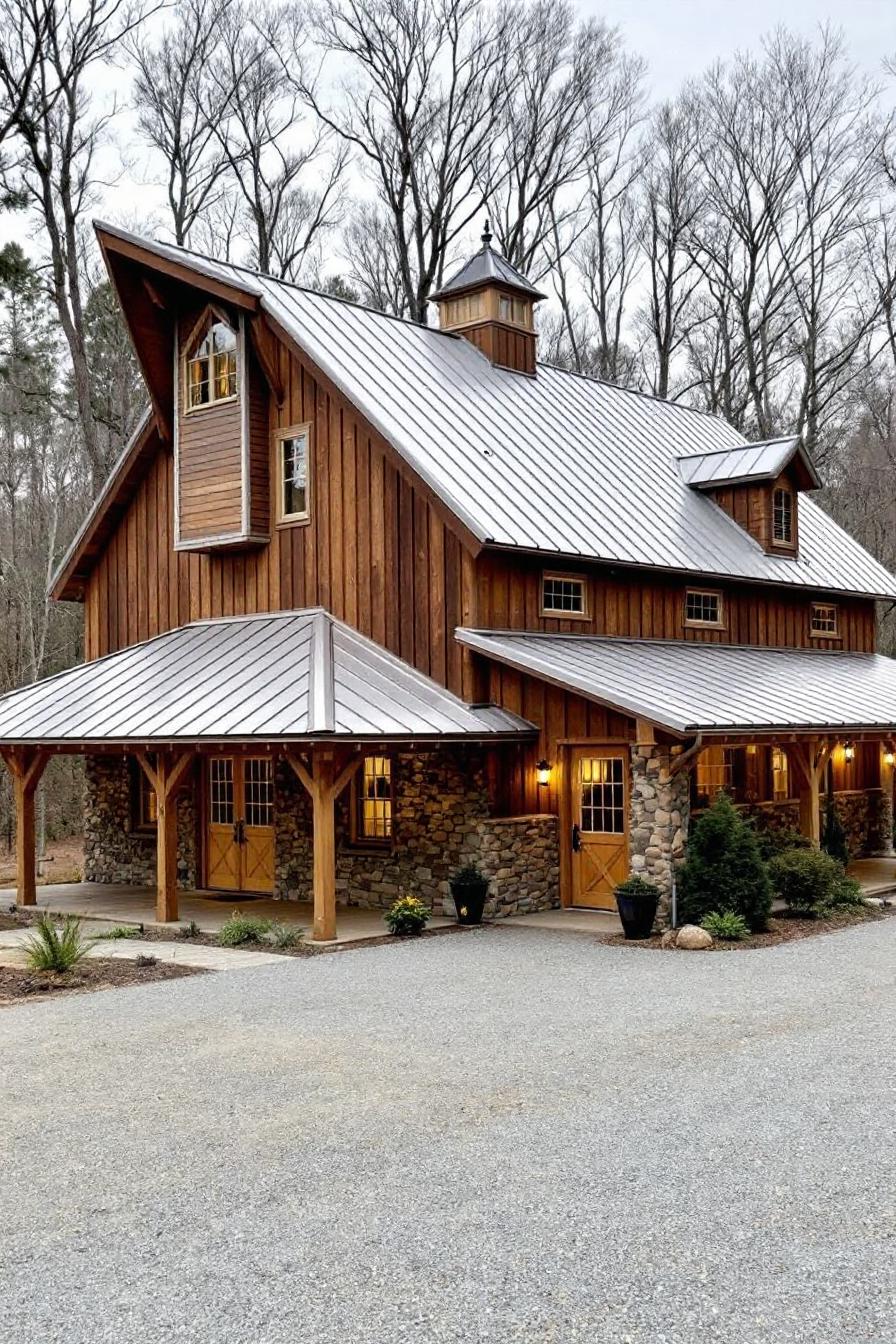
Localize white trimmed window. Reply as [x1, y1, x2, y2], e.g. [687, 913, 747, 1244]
[186, 319, 237, 408]
[276, 425, 310, 524]
[773, 488, 794, 545]
[541, 573, 587, 617]
[810, 602, 838, 637]
[684, 589, 723, 627]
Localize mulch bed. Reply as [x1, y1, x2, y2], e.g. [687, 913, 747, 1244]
[599, 901, 896, 952]
[0, 958, 204, 1004]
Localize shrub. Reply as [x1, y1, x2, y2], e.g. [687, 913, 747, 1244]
[219, 912, 273, 946]
[385, 894, 430, 936]
[135, 953, 158, 968]
[94, 925, 141, 940]
[824, 873, 865, 911]
[768, 846, 848, 917]
[268, 922, 304, 948]
[178, 920, 201, 939]
[614, 876, 659, 902]
[677, 794, 773, 931]
[753, 825, 811, 865]
[451, 864, 485, 885]
[700, 910, 750, 941]
[822, 796, 850, 866]
[24, 914, 93, 972]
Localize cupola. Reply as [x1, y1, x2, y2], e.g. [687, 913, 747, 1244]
[431, 222, 546, 375]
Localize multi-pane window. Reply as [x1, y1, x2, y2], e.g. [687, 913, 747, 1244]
[210, 757, 235, 825]
[685, 589, 722, 626]
[244, 758, 273, 828]
[579, 756, 625, 834]
[773, 488, 794, 545]
[187, 320, 237, 408]
[772, 748, 790, 801]
[278, 428, 309, 522]
[133, 762, 157, 830]
[542, 574, 586, 616]
[810, 602, 838, 636]
[696, 747, 734, 800]
[355, 756, 393, 843]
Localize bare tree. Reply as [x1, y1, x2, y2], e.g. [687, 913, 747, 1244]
[0, 0, 157, 485]
[304, 0, 516, 321]
[129, 0, 233, 246]
[0, 0, 48, 146]
[343, 202, 411, 315]
[214, 3, 346, 280]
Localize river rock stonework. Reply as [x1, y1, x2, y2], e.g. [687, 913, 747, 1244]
[629, 743, 690, 916]
[83, 755, 197, 888]
[274, 747, 560, 917]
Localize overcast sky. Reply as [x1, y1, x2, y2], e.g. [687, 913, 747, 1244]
[587, 0, 895, 93]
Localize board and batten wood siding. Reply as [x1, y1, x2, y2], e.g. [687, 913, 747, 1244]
[710, 469, 799, 556]
[476, 552, 876, 652]
[83, 337, 477, 698]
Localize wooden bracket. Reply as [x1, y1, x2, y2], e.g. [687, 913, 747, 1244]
[283, 746, 364, 941]
[1, 747, 50, 906]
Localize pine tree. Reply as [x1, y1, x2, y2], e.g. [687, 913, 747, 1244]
[677, 793, 773, 931]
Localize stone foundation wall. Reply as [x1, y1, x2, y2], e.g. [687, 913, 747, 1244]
[83, 755, 197, 888]
[476, 816, 560, 917]
[629, 743, 690, 909]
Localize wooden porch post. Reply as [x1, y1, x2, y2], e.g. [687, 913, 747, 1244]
[1, 748, 49, 907]
[285, 747, 363, 942]
[786, 740, 832, 849]
[137, 751, 195, 922]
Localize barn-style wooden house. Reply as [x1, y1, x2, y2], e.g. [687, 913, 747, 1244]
[3, 220, 896, 939]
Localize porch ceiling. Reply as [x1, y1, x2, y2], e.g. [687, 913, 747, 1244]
[456, 629, 896, 737]
[0, 610, 535, 747]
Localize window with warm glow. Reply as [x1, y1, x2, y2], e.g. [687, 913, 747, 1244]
[276, 426, 310, 523]
[771, 748, 789, 801]
[186, 320, 237, 409]
[773, 487, 794, 545]
[354, 756, 392, 844]
[685, 589, 723, 626]
[696, 747, 734, 801]
[810, 603, 838, 636]
[132, 762, 157, 830]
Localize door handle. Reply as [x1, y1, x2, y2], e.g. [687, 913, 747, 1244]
[571, 823, 581, 853]
[233, 819, 246, 845]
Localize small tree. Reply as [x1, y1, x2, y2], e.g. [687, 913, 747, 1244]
[677, 793, 773, 932]
[822, 795, 850, 866]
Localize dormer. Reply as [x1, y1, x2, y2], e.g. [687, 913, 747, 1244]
[431, 223, 545, 375]
[174, 304, 270, 551]
[677, 437, 821, 557]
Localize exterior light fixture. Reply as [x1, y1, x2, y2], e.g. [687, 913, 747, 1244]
[844, 741, 855, 763]
[885, 749, 895, 768]
[536, 759, 551, 787]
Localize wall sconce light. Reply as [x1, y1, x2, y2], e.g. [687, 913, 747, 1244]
[884, 749, 895, 768]
[844, 741, 855, 763]
[536, 759, 552, 787]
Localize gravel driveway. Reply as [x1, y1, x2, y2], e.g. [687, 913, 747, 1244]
[3, 920, 896, 1343]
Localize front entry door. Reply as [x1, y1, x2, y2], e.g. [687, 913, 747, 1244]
[207, 756, 274, 894]
[570, 748, 629, 910]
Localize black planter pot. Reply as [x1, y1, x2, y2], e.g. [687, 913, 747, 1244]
[451, 878, 489, 925]
[615, 887, 659, 940]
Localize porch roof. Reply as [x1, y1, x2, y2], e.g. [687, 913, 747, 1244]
[0, 610, 535, 747]
[456, 628, 896, 737]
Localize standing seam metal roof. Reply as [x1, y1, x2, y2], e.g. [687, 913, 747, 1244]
[92, 222, 896, 601]
[456, 628, 896, 735]
[0, 611, 535, 744]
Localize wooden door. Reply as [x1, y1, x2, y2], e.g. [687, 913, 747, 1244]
[206, 757, 275, 894]
[570, 748, 629, 910]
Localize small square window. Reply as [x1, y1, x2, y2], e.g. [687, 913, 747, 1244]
[810, 602, 838, 636]
[277, 426, 310, 523]
[684, 590, 723, 626]
[773, 488, 794, 545]
[542, 574, 587, 616]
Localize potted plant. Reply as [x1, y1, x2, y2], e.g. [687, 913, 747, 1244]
[384, 894, 430, 936]
[614, 876, 660, 940]
[450, 864, 489, 925]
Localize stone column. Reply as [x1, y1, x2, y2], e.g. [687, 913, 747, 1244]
[629, 740, 690, 922]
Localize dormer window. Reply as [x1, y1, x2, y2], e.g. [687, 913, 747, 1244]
[810, 602, 838, 637]
[186, 319, 237, 409]
[684, 589, 723, 627]
[773, 488, 794, 546]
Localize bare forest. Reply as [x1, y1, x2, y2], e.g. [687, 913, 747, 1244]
[0, 0, 895, 848]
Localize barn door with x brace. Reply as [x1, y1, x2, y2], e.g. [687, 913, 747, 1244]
[206, 756, 275, 894]
[570, 747, 629, 910]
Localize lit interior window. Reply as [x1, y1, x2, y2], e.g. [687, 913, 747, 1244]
[187, 320, 237, 408]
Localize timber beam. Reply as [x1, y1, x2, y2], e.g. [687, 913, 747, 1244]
[284, 747, 363, 942]
[137, 750, 195, 922]
[1, 747, 50, 907]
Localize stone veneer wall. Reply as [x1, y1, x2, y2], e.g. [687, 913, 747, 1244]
[83, 755, 197, 888]
[629, 743, 690, 915]
[275, 748, 560, 918]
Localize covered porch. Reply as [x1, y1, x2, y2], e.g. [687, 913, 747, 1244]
[0, 611, 535, 942]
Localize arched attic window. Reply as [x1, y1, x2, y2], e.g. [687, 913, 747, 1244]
[185, 314, 238, 409]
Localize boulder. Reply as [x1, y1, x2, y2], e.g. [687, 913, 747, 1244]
[675, 924, 713, 951]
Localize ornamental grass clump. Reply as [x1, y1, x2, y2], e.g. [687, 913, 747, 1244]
[219, 912, 273, 946]
[677, 793, 772, 932]
[384, 894, 429, 936]
[24, 914, 93, 972]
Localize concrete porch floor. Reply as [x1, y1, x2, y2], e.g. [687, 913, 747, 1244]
[849, 857, 896, 896]
[10, 882, 452, 945]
